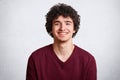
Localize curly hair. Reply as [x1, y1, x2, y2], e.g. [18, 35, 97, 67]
[45, 3, 80, 37]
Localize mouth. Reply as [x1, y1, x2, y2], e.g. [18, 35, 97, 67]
[58, 32, 68, 36]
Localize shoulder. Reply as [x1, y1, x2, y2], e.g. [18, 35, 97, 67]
[75, 45, 96, 62]
[28, 44, 52, 61]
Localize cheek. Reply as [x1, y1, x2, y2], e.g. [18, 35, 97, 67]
[51, 28, 57, 34]
[70, 27, 75, 33]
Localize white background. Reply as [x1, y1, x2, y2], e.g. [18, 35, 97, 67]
[0, 0, 120, 80]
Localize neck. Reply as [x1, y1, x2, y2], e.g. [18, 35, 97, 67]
[52, 40, 75, 62]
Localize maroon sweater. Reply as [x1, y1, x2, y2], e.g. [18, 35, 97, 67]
[26, 44, 97, 80]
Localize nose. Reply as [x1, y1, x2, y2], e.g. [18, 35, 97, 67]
[59, 23, 65, 31]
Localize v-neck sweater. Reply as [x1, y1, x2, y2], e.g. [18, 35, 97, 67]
[26, 44, 97, 80]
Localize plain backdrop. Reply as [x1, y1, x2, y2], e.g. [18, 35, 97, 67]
[0, 0, 120, 80]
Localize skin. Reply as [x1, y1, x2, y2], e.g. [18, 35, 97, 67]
[51, 15, 76, 62]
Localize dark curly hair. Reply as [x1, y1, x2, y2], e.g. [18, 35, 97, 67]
[45, 3, 80, 37]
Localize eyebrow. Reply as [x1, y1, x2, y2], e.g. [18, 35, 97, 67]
[53, 21, 60, 23]
[53, 20, 72, 23]
[65, 21, 72, 23]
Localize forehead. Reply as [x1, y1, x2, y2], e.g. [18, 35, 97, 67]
[53, 15, 73, 22]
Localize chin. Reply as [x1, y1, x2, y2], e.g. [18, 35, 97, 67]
[57, 38, 71, 42]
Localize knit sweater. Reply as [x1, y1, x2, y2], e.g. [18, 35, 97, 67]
[26, 44, 97, 80]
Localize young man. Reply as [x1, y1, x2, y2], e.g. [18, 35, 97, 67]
[26, 3, 97, 80]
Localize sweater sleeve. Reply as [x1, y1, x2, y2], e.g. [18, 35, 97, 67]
[26, 55, 37, 80]
[86, 56, 97, 80]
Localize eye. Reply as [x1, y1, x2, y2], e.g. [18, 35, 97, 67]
[53, 22, 60, 26]
[54, 23, 59, 25]
[66, 22, 71, 25]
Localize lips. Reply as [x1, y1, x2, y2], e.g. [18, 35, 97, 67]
[58, 32, 68, 36]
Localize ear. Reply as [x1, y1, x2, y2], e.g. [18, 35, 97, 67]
[50, 31, 53, 34]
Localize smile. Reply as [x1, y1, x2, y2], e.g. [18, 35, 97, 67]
[58, 32, 68, 35]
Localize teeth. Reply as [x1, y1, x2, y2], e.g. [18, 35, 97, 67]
[58, 32, 67, 34]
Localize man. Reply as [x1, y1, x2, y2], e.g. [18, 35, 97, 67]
[26, 3, 97, 80]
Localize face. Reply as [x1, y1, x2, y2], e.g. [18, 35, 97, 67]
[51, 15, 75, 42]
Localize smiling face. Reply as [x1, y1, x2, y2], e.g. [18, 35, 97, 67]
[51, 16, 75, 42]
